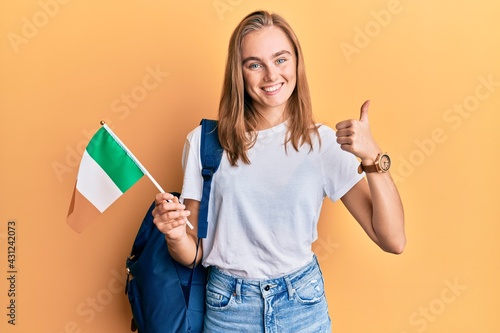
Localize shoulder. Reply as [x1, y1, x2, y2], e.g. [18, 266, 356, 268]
[316, 123, 335, 136]
[184, 124, 203, 151]
[314, 123, 337, 144]
[186, 124, 202, 142]
[315, 123, 352, 157]
[182, 125, 202, 168]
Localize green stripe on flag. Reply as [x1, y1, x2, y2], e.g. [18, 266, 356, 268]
[86, 127, 144, 193]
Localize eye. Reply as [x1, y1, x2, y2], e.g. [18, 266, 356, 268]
[249, 63, 262, 70]
[276, 58, 286, 64]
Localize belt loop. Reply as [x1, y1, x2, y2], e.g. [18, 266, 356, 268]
[284, 276, 294, 300]
[235, 278, 242, 303]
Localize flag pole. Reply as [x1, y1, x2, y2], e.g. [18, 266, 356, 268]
[100, 121, 194, 230]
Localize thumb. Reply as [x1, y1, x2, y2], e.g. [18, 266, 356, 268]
[359, 100, 370, 123]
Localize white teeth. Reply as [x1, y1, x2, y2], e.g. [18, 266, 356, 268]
[263, 84, 281, 92]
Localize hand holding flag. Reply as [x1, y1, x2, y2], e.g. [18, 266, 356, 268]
[66, 122, 193, 232]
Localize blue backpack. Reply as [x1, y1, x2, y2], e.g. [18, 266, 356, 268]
[125, 119, 222, 333]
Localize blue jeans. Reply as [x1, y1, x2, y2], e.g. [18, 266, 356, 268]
[203, 256, 332, 332]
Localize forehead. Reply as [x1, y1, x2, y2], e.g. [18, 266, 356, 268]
[241, 26, 294, 58]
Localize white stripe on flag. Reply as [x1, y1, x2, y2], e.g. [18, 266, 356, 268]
[76, 150, 123, 212]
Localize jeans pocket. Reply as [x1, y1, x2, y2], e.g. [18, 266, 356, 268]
[294, 275, 325, 305]
[205, 289, 233, 310]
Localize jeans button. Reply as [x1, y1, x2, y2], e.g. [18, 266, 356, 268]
[264, 285, 270, 291]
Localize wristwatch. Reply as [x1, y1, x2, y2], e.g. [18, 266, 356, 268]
[358, 153, 391, 174]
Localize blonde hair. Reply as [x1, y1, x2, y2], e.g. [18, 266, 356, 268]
[218, 10, 319, 166]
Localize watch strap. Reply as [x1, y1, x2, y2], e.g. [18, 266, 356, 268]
[358, 163, 378, 174]
[358, 152, 391, 174]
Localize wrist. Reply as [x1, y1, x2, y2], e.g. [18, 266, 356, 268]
[358, 152, 392, 174]
[361, 151, 380, 165]
[361, 156, 377, 166]
[164, 228, 188, 243]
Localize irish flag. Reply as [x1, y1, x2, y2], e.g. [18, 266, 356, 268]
[67, 123, 145, 233]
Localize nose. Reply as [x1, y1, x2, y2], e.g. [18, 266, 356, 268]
[264, 66, 278, 82]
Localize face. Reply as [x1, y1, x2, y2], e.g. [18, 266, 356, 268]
[241, 26, 297, 118]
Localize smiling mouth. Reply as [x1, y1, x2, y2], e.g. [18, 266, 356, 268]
[262, 83, 283, 93]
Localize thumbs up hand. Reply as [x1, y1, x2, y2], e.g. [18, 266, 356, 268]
[335, 100, 381, 164]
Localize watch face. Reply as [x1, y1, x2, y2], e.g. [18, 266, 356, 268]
[379, 154, 391, 172]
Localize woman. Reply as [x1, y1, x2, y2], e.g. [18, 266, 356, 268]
[153, 10, 405, 332]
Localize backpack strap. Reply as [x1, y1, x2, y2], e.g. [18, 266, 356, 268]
[184, 119, 222, 308]
[198, 119, 223, 239]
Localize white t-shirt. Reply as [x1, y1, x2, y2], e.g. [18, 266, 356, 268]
[180, 121, 364, 279]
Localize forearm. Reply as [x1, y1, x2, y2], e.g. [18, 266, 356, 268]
[166, 232, 202, 267]
[152, 195, 203, 267]
[336, 100, 406, 253]
[365, 171, 406, 253]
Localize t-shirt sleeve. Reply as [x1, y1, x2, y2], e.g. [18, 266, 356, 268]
[180, 125, 203, 202]
[320, 125, 365, 202]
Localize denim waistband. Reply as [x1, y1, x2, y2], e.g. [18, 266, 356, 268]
[208, 256, 322, 301]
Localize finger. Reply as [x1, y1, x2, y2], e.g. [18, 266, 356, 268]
[155, 192, 175, 205]
[338, 143, 354, 153]
[154, 217, 186, 234]
[153, 208, 190, 225]
[335, 119, 354, 131]
[335, 127, 355, 138]
[359, 100, 370, 123]
[153, 200, 185, 218]
[336, 134, 353, 144]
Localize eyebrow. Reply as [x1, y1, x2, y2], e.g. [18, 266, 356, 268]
[242, 50, 292, 65]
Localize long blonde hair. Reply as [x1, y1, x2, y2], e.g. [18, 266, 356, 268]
[218, 10, 319, 166]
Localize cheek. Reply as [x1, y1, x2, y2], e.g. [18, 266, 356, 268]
[287, 65, 297, 82]
[242, 72, 260, 93]
[242, 76, 252, 94]
[243, 70, 255, 83]
[285, 69, 297, 90]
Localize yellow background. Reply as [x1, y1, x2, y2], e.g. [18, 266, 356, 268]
[1, 1, 499, 332]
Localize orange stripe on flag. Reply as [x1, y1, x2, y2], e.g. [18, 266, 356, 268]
[66, 182, 101, 233]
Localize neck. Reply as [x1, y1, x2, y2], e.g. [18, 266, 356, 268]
[254, 105, 287, 130]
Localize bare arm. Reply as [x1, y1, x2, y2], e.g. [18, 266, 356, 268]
[341, 173, 405, 253]
[336, 101, 406, 254]
[152, 193, 202, 267]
